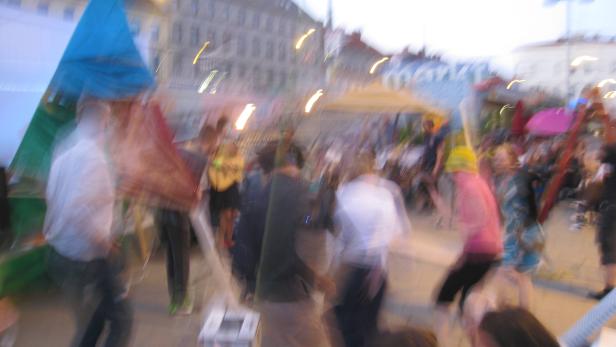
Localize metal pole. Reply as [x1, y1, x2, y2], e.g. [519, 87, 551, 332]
[565, 0, 572, 99]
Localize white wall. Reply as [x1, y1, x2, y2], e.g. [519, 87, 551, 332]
[0, 5, 76, 166]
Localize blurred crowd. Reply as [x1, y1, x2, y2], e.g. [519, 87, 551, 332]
[9, 87, 614, 347]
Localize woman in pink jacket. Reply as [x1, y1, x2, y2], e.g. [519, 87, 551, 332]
[433, 146, 503, 343]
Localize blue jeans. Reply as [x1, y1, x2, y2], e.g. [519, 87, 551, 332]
[48, 248, 132, 347]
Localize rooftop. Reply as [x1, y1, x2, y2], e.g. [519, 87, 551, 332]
[516, 35, 616, 50]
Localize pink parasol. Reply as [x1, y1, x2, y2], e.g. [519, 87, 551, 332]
[525, 108, 574, 136]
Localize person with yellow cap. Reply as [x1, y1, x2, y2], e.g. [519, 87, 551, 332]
[434, 146, 503, 344]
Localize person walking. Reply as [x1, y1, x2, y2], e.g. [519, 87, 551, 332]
[208, 143, 244, 249]
[255, 142, 333, 347]
[331, 152, 410, 347]
[433, 146, 502, 344]
[590, 109, 616, 300]
[492, 144, 544, 309]
[44, 98, 132, 347]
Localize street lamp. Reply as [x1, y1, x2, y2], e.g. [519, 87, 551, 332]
[570, 55, 598, 67]
[506, 79, 526, 90]
[369, 57, 389, 75]
[603, 91, 616, 99]
[235, 103, 256, 130]
[192, 41, 210, 65]
[295, 28, 316, 50]
[598, 79, 616, 88]
[305, 89, 324, 114]
[198, 70, 218, 94]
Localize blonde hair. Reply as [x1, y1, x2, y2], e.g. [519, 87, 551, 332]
[494, 143, 520, 170]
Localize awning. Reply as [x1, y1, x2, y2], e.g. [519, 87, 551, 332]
[320, 82, 447, 116]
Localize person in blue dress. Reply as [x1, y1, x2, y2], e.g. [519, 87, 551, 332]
[492, 144, 545, 309]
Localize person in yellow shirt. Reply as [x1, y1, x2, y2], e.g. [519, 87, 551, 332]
[208, 143, 244, 248]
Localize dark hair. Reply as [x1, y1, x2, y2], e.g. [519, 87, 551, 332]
[257, 142, 278, 174]
[479, 308, 559, 347]
[216, 117, 229, 131]
[368, 328, 438, 347]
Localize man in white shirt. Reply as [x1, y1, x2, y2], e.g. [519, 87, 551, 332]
[45, 98, 131, 347]
[331, 152, 410, 347]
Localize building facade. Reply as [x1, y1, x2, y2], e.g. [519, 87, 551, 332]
[162, 0, 326, 129]
[512, 37, 616, 98]
[1, 0, 326, 132]
[324, 30, 383, 93]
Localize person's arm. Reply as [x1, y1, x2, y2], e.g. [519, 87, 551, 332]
[432, 140, 446, 178]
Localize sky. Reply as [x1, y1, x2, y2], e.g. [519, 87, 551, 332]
[300, 0, 616, 59]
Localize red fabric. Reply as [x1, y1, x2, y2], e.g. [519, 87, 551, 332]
[112, 101, 199, 210]
[538, 107, 586, 223]
[510, 101, 527, 137]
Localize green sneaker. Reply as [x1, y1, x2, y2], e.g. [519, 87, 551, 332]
[168, 302, 179, 316]
[175, 295, 194, 316]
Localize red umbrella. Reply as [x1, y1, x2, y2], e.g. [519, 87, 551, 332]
[526, 108, 574, 136]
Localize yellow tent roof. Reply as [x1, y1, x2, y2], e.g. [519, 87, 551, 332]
[320, 82, 447, 116]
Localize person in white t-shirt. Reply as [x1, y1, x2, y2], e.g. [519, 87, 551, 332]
[330, 152, 410, 347]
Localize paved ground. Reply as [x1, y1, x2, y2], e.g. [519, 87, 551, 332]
[8, 203, 614, 346]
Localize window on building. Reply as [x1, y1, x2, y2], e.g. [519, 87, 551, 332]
[174, 0, 181, 10]
[266, 69, 274, 85]
[279, 71, 287, 88]
[221, 3, 230, 21]
[611, 61, 616, 73]
[190, 26, 200, 46]
[222, 32, 232, 53]
[191, 0, 199, 15]
[7, 0, 21, 7]
[278, 20, 286, 35]
[194, 62, 201, 78]
[265, 15, 273, 31]
[63, 6, 75, 21]
[252, 37, 261, 57]
[172, 23, 183, 44]
[207, 29, 217, 49]
[237, 36, 247, 56]
[290, 50, 297, 64]
[238, 64, 247, 78]
[225, 63, 233, 79]
[266, 40, 274, 59]
[207, 0, 215, 19]
[173, 53, 183, 74]
[237, 7, 246, 26]
[278, 42, 287, 62]
[289, 71, 297, 88]
[252, 11, 260, 29]
[253, 67, 262, 86]
[37, 2, 49, 14]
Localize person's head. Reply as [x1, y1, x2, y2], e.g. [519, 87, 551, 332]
[257, 142, 278, 175]
[76, 96, 112, 140]
[423, 120, 435, 134]
[445, 146, 479, 176]
[274, 141, 305, 171]
[216, 116, 229, 132]
[369, 328, 438, 347]
[476, 308, 559, 347]
[493, 144, 519, 175]
[606, 119, 616, 145]
[348, 151, 376, 180]
[221, 142, 239, 157]
[198, 125, 218, 153]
